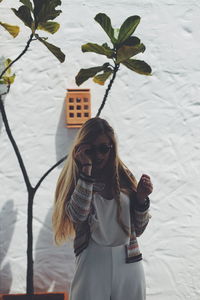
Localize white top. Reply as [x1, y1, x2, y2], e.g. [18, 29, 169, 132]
[90, 192, 131, 246]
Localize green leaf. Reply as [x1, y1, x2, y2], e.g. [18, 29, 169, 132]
[123, 36, 140, 46]
[94, 13, 116, 45]
[118, 16, 140, 45]
[116, 43, 145, 63]
[122, 59, 152, 75]
[20, 0, 33, 12]
[0, 58, 15, 85]
[75, 64, 109, 86]
[33, 0, 62, 26]
[93, 70, 112, 85]
[2, 74, 16, 84]
[0, 22, 20, 38]
[4, 58, 12, 76]
[12, 6, 33, 29]
[82, 43, 114, 58]
[35, 34, 65, 62]
[37, 21, 60, 34]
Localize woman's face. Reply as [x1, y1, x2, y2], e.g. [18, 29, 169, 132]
[86, 134, 113, 171]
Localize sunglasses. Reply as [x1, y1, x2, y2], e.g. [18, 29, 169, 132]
[85, 143, 113, 155]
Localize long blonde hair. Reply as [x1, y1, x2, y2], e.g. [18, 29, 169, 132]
[52, 117, 137, 245]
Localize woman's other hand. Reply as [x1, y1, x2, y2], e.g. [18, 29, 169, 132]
[136, 174, 153, 204]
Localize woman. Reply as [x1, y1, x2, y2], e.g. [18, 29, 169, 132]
[52, 117, 153, 300]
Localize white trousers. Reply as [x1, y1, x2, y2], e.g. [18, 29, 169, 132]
[69, 239, 146, 300]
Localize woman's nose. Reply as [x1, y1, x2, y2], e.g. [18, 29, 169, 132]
[93, 151, 103, 159]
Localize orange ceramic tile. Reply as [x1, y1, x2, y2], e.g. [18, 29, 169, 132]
[65, 89, 91, 128]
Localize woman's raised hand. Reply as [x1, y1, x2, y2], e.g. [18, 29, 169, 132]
[136, 174, 153, 204]
[74, 144, 92, 175]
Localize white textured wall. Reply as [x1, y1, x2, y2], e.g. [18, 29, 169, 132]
[1, 0, 200, 299]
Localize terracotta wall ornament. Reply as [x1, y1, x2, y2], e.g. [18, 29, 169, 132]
[66, 89, 91, 128]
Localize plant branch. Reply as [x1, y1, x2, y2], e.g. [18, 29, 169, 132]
[26, 189, 35, 295]
[0, 33, 34, 80]
[34, 155, 67, 192]
[96, 63, 120, 117]
[0, 96, 32, 191]
[0, 84, 11, 96]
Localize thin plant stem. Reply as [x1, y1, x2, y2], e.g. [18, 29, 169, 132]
[26, 188, 35, 294]
[0, 84, 11, 96]
[0, 96, 32, 191]
[0, 33, 34, 80]
[96, 63, 119, 117]
[34, 155, 67, 192]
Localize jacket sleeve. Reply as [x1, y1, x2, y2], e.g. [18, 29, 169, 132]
[65, 172, 94, 223]
[131, 196, 151, 237]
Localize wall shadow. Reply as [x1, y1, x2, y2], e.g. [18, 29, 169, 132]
[55, 98, 78, 168]
[33, 98, 79, 293]
[34, 207, 75, 293]
[0, 200, 17, 293]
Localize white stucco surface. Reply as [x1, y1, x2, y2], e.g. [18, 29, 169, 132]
[1, 0, 200, 299]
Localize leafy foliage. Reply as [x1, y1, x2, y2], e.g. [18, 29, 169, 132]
[76, 63, 110, 86]
[37, 21, 60, 34]
[35, 34, 65, 62]
[12, 6, 33, 28]
[0, 59, 16, 85]
[122, 59, 152, 75]
[0, 3, 20, 38]
[116, 43, 146, 63]
[75, 13, 151, 86]
[0, 22, 20, 37]
[93, 70, 113, 85]
[33, 0, 62, 27]
[11, 0, 65, 62]
[20, 0, 33, 12]
[82, 43, 114, 58]
[94, 13, 116, 45]
[117, 15, 140, 45]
